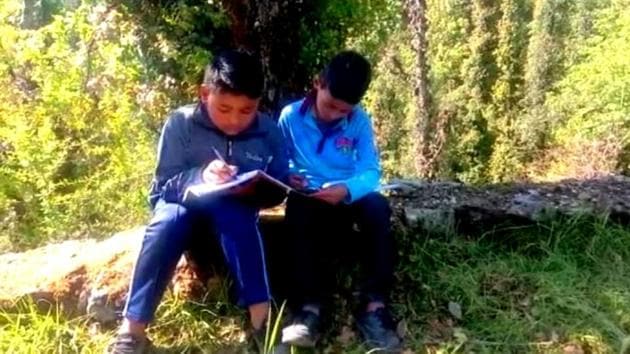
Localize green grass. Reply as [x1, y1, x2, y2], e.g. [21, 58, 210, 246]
[0, 301, 111, 353]
[1, 217, 630, 353]
[396, 216, 630, 353]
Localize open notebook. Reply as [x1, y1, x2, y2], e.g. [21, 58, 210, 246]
[183, 170, 306, 208]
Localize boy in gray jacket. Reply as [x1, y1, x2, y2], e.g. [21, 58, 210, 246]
[108, 50, 289, 354]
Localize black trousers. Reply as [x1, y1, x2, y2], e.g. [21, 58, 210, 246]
[285, 192, 396, 308]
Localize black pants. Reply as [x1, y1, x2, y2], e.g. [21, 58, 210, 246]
[285, 192, 395, 307]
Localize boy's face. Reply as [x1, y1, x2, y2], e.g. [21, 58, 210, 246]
[314, 81, 354, 122]
[200, 85, 260, 135]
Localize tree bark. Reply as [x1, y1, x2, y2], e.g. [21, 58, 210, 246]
[21, 0, 42, 29]
[404, 0, 436, 178]
[219, 0, 311, 113]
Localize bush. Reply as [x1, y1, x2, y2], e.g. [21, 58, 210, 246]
[540, 1, 630, 178]
[363, 30, 416, 179]
[0, 3, 206, 251]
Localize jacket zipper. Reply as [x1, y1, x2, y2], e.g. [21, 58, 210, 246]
[227, 139, 233, 162]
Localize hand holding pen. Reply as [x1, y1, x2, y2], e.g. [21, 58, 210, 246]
[202, 148, 238, 184]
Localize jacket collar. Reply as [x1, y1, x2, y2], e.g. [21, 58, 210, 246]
[298, 92, 352, 131]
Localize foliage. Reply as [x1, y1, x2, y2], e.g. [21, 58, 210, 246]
[1, 1, 629, 353]
[299, 0, 402, 81]
[0, 0, 409, 250]
[487, 0, 529, 182]
[0, 2, 221, 251]
[517, 0, 572, 157]
[363, 30, 416, 178]
[1, 0, 629, 246]
[543, 0, 630, 177]
[446, 0, 499, 184]
[368, 0, 629, 183]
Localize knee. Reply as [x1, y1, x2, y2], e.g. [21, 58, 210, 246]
[355, 192, 391, 219]
[153, 202, 190, 225]
[144, 202, 191, 245]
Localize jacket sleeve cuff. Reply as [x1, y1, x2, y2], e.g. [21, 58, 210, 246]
[340, 171, 380, 204]
[344, 179, 368, 204]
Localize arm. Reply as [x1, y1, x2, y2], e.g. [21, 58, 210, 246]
[340, 115, 381, 203]
[277, 106, 310, 190]
[149, 112, 203, 206]
[277, 106, 299, 175]
[266, 124, 290, 184]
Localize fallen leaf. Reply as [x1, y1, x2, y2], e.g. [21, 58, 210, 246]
[448, 301, 463, 320]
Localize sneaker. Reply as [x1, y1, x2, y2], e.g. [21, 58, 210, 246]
[106, 332, 152, 354]
[281, 310, 321, 347]
[356, 308, 401, 352]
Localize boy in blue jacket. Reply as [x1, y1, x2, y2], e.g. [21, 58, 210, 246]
[279, 51, 400, 350]
[108, 50, 289, 354]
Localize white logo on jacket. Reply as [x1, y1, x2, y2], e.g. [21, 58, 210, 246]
[245, 151, 264, 162]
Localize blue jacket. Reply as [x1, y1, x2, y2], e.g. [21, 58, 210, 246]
[278, 97, 381, 203]
[149, 103, 290, 208]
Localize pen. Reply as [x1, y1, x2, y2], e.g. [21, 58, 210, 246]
[212, 147, 238, 179]
[212, 147, 227, 164]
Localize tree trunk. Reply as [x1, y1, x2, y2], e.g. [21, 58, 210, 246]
[219, 0, 311, 113]
[21, 0, 42, 29]
[404, 0, 436, 178]
[21, 0, 69, 29]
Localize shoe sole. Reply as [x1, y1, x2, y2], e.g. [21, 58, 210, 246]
[281, 336, 316, 348]
[281, 326, 317, 348]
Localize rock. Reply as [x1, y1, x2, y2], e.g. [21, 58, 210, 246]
[613, 175, 630, 183]
[0, 210, 288, 325]
[403, 207, 454, 234]
[388, 175, 630, 233]
[577, 192, 590, 201]
[86, 288, 118, 325]
[507, 191, 545, 219]
[0, 227, 145, 315]
[0, 227, 204, 321]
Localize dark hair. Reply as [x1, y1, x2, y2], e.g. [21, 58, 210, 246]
[203, 49, 264, 99]
[320, 51, 371, 105]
